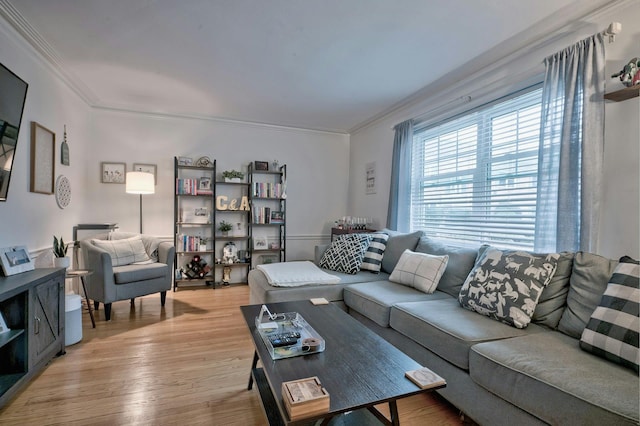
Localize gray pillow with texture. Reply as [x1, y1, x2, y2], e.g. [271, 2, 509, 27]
[531, 251, 574, 329]
[415, 236, 478, 297]
[557, 252, 618, 339]
[380, 229, 423, 274]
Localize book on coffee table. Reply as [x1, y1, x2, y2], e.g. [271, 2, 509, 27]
[405, 367, 446, 390]
[282, 376, 330, 420]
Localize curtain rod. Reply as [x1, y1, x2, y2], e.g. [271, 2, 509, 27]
[602, 21, 622, 43]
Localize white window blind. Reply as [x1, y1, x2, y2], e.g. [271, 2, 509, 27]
[410, 87, 542, 250]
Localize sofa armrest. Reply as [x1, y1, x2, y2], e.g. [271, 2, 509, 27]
[80, 240, 116, 302]
[315, 244, 330, 265]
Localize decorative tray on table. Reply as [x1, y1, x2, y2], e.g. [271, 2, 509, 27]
[255, 305, 325, 360]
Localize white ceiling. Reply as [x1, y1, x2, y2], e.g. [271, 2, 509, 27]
[2, 0, 613, 133]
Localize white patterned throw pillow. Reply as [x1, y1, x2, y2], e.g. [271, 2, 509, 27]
[459, 246, 560, 329]
[91, 235, 151, 267]
[389, 249, 449, 293]
[360, 233, 389, 273]
[580, 256, 639, 373]
[319, 234, 372, 274]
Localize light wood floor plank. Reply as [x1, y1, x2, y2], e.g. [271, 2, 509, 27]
[0, 286, 461, 425]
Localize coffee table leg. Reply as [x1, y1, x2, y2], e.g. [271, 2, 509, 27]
[389, 400, 399, 426]
[247, 351, 259, 390]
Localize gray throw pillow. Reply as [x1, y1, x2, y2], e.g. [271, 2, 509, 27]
[531, 251, 574, 329]
[415, 236, 479, 297]
[379, 229, 423, 274]
[459, 246, 560, 329]
[557, 252, 619, 339]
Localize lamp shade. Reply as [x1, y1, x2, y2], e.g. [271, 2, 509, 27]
[126, 171, 155, 194]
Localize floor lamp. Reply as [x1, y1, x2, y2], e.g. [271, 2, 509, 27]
[126, 171, 155, 234]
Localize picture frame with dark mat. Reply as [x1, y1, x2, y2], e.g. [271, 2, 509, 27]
[254, 161, 269, 171]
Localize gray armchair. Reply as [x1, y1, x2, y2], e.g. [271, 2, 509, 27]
[80, 232, 175, 321]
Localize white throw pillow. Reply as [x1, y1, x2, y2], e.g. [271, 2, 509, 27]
[92, 235, 151, 266]
[389, 249, 449, 293]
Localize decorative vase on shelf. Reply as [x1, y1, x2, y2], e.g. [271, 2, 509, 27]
[54, 257, 70, 269]
[225, 177, 242, 183]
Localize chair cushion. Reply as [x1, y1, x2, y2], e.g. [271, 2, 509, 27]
[113, 263, 168, 284]
[389, 249, 448, 294]
[92, 235, 151, 266]
[580, 256, 639, 373]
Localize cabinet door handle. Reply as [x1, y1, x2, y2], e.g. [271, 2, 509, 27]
[34, 316, 40, 334]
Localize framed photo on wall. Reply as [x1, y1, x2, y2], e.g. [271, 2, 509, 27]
[133, 163, 157, 184]
[101, 162, 126, 184]
[30, 121, 55, 194]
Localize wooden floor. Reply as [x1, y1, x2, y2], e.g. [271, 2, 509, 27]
[0, 285, 462, 425]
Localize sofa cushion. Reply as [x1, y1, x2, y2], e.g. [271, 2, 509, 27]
[531, 251, 574, 329]
[415, 237, 478, 298]
[379, 229, 423, 274]
[390, 298, 545, 370]
[343, 281, 447, 327]
[113, 263, 168, 284]
[459, 246, 560, 328]
[319, 233, 372, 274]
[558, 252, 618, 339]
[470, 332, 639, 425]
[360, 233, 389, 273]
[92, 235, 151, 266]
[389, 249, 448, 293]
[580, 256, 639, 373]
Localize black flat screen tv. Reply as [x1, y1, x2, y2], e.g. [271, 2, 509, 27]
[0, 62, 28, 201]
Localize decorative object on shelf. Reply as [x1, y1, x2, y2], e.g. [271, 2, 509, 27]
[222, 169, 245, 182]
[199, 176, 212, 191]
[270, 211, 284, 224]
[30, 121, 55, 194]
[60, 124, 69, 166]
[55, 174, 71, 209]
[101, 161, 126, 184]
[126, 170, 155, 233]
[253, 236, 267, 250]
[271, 160, 279, 170]
[132, 163, 157, 184]
[223, 242, 238, 264]
[184, 254, 210, 279]
[177, 156, 193, 166]
[194, 207, 210, 223]
[254, 161, 269, 171]
[270, 241, 280, 250]
[218, 220, 233, 236]
[612, 57, 640, 87]
[222, 266, 231, 285]
[195, 156, 212, 167]
[199, 237, 210, 251]
[0, 246, 35, 276]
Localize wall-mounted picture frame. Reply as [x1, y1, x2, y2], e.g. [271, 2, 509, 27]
[101, 162, 126, 184]
[254, 161, 269, 171]
[132, 163, 157, 185]
[30, 121, 55, 194]
[0, 245, 35, 276]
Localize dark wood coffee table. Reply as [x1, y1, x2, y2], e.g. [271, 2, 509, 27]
[240, 301, 445, 425]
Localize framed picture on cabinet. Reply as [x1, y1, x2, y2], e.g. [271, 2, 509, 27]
[0, 245, 35, 276]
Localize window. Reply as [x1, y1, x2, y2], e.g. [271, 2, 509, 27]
[410, 87, 542, 250]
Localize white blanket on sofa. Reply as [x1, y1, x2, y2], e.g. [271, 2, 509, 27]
[257, 261, 340, 287]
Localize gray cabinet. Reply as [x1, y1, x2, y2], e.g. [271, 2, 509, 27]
[0, 268, 65, 409]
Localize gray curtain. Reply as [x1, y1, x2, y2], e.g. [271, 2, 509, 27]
[534, 33, 606, 252]
[387, 119, 413, 231]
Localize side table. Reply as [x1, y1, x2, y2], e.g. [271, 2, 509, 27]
[66, 269, 95, 328]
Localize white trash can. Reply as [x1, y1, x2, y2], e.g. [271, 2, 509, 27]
[65, 294, 83, 346]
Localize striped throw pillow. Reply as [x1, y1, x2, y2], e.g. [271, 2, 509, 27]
[580, 256, 639, 373]
[360, 233, 389, 273]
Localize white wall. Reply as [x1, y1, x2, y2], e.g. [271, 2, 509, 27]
[87, 110, 349, 260]
[349, 2, 640, 259]
[0, 18, 91, 254]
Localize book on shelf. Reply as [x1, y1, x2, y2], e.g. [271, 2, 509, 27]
[252, 182, 282, 198]
[281, 376, 330, 421]
[404, 367, 446, 390]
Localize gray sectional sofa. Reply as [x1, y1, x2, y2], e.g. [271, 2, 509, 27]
[247, 230, 639, 425]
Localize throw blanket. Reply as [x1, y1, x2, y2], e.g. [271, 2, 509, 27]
[257, 261, 340, 287]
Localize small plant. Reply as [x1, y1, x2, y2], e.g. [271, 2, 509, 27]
[53, 236, 68, 258]
[218, 221, 233, 232]
[222, 169, 244, 180]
